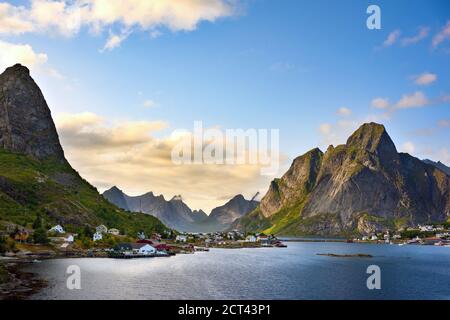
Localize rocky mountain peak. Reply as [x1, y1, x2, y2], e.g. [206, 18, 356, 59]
[2, 64, 31, 77]
[171, 195, 183, 202]
[0, 64, 66, 161]
[347, 122, 396, 154]
[108, 186, 123, 193]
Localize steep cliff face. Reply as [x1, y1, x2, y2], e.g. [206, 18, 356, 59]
[0, 64, 65, 161]
[0, 64, 167, 235]
[235, 123, 450, 236]
[260, 148, 323, 218]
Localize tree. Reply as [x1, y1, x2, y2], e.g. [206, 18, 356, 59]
[33, 228, 49, 244]
[83, 225, 93, 239]
[0, 235, 7, 254]
[32, 212, 43, 229]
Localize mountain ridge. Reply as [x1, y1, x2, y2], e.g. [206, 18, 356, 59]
[103, 187, 259, 232]
[233, 123, 450, 236]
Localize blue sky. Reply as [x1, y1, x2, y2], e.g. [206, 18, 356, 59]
[0, 0, 449, 211]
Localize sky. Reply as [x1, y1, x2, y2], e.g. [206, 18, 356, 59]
[0, 0, 449, 212]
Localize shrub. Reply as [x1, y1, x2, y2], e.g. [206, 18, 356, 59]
[33, 228, 49, 244]
[0, 235, 6, 254]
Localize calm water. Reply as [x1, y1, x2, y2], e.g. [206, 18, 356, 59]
[25, 242, 450, 300]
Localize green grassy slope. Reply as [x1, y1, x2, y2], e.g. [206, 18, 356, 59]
[0, 149, 168, 236]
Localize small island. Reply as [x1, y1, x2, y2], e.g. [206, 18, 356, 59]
[317, 253, 373, 258]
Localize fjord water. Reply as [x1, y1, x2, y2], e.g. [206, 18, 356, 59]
[26, 242, 450, 300]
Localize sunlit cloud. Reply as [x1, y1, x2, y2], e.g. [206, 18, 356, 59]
[55, 112, 276, 212]
[413, 72, 437, 86]
[432, 20, 450, 48]
[371, 97, 390, 109]
[383, 30, 401, 47]
[0, 39, 47, 71]
[400, 27, 429, 46]
[336, 107, 352, 117]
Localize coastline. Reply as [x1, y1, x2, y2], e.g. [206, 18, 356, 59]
[0, 258, 47, 300]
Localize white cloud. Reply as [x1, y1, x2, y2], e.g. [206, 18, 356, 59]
[395, 91, 429, 109]
[401, 141, 415, 154]
[0, 2, 34, 34]
[102, 30, 130, 51]
[319, 123, 332, 135]
[0, 39, 48, 72]
[336, 107, 352, 116]
[371, 97, 390, 109]
[150, 30, 162, 39]
[432, 20, 450, 48]
[401, 27, 429, 46]
[383, 30, 401, 47]
[413, 72, 437, 86]
[0, 0, 238, 49]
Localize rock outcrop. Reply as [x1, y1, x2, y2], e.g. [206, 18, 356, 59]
[0, 64, 65, 161]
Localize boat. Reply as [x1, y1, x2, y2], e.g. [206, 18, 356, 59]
[194, 246, 210, 252]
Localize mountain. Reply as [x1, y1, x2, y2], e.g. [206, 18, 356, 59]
[422, 159, 450, 175]
[233, 123, 450, 236]
[204, 194, 259, 231]
[103, 187, 258, 232]
[0, 64, 167, 235]
[103, 187, 200, 231]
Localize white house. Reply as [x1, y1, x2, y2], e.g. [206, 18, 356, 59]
[96, 225, 108, 234]
[176, 235, 187, 243]
[130, 243, 156, 255]
[65, 235, 74, 243]
[419, 225, 434, 232]
[246, 235, 257, 242]
[93, 232, 103, 242]
[108, 228, 120, 236]
[137, 231, 146, 240]
[49, 225, 65, 234]
[370, 235, 378, 241]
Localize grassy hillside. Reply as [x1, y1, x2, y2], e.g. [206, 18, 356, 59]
[0, 149, 168, 236]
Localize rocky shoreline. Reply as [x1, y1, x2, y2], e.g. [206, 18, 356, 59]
[0, 258, 47, 300]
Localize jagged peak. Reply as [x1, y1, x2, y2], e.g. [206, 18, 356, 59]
[170, 195, 183, 202]
[346, 122, 397, 157]
[292, 147, 323, 164]
[107, 186, 122, 193]
[231, 194, 245, 201]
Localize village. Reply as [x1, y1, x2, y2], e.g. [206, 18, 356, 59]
[349, 224, 450, 246]
[2, 220, 450, 261]
[0, 222, 288, 260]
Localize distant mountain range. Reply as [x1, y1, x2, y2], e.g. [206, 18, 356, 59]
[103, 187, 259, 232]
[422, 159, 450, 175]
[232, 123, 450, 236]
